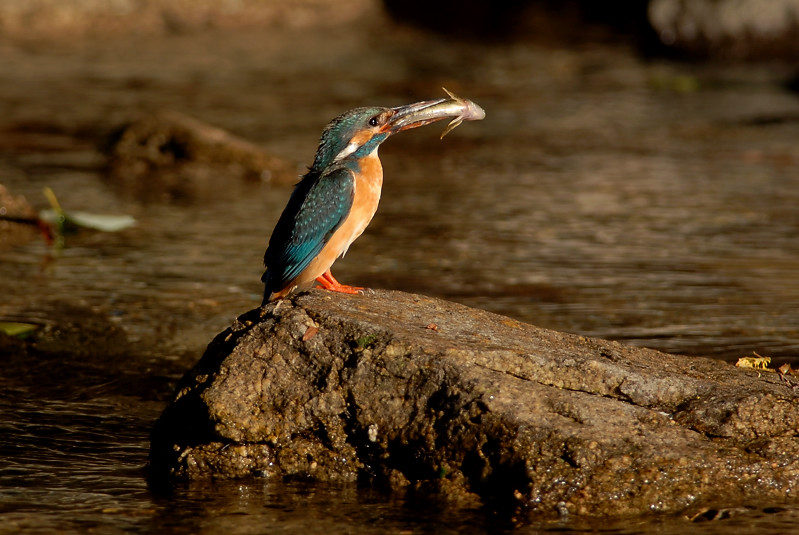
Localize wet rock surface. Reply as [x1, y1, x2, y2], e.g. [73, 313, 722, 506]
[104, 111, 297, 203]
[150, 289, 799, 518]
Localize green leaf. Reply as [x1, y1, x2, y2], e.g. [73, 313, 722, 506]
[65, 211, 136, 232]
[39, 187, 136, 240]
[0, 322, 39, 339]
[39, 210, 136, 232]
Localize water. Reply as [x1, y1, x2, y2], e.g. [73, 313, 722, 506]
[1, 14, 798, 533]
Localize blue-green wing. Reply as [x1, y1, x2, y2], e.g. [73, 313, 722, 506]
[262, 166, 354, 295]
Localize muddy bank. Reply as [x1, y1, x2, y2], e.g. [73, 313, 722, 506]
[0, 0, 374, 41]
[150, 289, 799, 518]
[649, 0, 799, 59]
[5, 0, 799, 61]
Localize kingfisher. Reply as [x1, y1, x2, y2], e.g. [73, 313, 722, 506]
[261, 89, 485, 304]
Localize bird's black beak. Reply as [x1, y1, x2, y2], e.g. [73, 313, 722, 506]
[384, 98, 450, 134]
[383, 89, 485, 137]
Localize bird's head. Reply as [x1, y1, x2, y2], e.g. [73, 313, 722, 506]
[310, 93, 484, 172]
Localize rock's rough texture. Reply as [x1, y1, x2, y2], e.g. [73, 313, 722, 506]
[150, 289, 799, 518]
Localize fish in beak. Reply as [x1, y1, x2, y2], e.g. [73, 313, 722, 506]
[384, 88, 485, 139]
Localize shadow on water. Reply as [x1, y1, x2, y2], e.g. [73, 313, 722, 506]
[1, 6, 799, 533]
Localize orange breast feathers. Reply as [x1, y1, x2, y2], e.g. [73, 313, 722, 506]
[289, 153, 384, 288]
[326, 152, 384, 259]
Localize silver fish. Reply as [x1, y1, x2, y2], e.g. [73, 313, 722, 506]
[388, 88, 485, 138]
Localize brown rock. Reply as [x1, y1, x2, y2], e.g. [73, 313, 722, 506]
[149, 289, 799, 518]
[104, 111, 297, 203]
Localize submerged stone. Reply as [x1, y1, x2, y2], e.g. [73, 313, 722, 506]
[104, 111, 297, 203]
[149, 289, 799, 518]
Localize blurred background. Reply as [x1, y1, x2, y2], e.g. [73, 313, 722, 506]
[1, 0, 798, 533]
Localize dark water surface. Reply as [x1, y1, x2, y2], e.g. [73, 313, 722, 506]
[1, 14, 798, 534]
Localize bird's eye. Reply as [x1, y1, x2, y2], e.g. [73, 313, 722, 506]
[368, 116, 380, 127]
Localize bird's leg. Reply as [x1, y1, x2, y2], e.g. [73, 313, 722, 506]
[315, 270, 364, 294]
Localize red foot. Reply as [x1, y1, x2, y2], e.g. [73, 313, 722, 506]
[315, 270, 364, 295]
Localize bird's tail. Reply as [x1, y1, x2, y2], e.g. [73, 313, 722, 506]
[261, 270, 275, 306]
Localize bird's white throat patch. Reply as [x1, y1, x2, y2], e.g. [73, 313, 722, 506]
[333, 141, 360, 162]
[333, 129, 379, 162]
